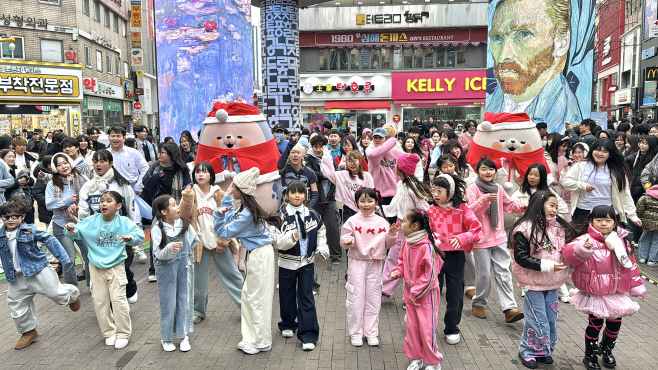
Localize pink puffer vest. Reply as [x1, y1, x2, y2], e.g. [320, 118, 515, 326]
[563, 226, 641, 296]
[511, 219, 569, 291]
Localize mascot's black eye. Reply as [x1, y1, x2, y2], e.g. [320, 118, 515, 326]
[499, 139, 505, 143]
[216, 136, 222, 139]
[520, 141, 526, 144]
[237, 136, 243, 139]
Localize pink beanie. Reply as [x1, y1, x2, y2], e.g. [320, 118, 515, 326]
[397, 153, 420, 176]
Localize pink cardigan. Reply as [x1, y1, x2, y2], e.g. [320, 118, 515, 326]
[427, 203, 482, 253]
[458, 132, 474, 152]
[322, 153, 374, 212]
[366, 137, 404, 197]
[467, 183, 525, 249]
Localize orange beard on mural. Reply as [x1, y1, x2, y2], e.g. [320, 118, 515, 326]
[494, 45, 556, 96]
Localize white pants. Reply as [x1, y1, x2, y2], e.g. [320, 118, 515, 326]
[241, 245, 275, 349]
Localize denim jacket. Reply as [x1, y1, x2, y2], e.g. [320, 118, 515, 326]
[0, 223, 70, 284]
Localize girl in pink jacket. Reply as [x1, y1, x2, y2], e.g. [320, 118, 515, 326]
[562, 205, 646, 370]
[509, 191, 577, 369]
[467, 157, 526, 323]
[390, 209, 445, 370]
[340, 188, 399, 347]
[427, 173, 481, 345]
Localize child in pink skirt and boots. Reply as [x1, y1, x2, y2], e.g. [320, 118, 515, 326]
[390, 209, 444, 370]
[562, 205, 646, 370]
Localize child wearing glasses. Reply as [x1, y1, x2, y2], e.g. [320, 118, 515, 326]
[0, 197, 81, 350]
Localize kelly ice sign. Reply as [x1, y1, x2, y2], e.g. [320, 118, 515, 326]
[391, 71, 487, 100]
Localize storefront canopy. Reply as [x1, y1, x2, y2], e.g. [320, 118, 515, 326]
[325, 100, 391, 111]
[394, 99, 485, 107]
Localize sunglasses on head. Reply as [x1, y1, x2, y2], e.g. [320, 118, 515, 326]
[1, 215, 21, 221]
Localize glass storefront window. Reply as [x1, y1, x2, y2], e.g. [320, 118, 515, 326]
[370, 49, 380, 69]
[0, 109, 69, 137]
[381, 49, 391, 69]
[319, 49, 329, 71]
[424, 48, 434, 68]
[446, 49, 456, 67]
[403, 48, 413, 69]
[302, 111, 387, 132]
[456, 48, 467, 67]
[413, 49, 423, 69]
[361, 49, 370, 70]
[401, 106, 482, 131]
[350, 49, 360, 70]
[330, 49, 348, 70]
[436, 50, 445, 68]
[393, 49, 403, 69]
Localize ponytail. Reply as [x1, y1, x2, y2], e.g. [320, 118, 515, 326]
[407, 209, 445, 259]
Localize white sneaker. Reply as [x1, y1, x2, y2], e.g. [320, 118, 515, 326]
[404, 314, 407, 323]
[127, 293, 139, 304]
[0, 267, 4, 274]
[193, 315, 202, 324]
[115, 338, 129, 349]
[276, 283, 279, 290]
[313, 290, 319, 295]
[302, 342, 315, 351]
[560, 295, 570, 303]
[446, 333, 460, 345]
[105, 335, 116, 346]
[639, 258, 647, 264]
[425, 364, 441, 370]
[148, 275, 157, 282]
[179, 336, 191, 352]
[521, 287, 527, 297]
[648, 260, 657, 266]
[162, 340, 176, 352]
[351, 337, 363, 347]
[138, 250, 147, 262]
[282, 329, 294, 338]
[367, 337, 379, 346]
[407, 359, 424, 370]
[237, 341, 249, 350]
[241, 344, 271, 355]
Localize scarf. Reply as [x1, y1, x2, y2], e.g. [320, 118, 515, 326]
[466, 140, 551, 183]
[161, 162, 184, 203]
[54, 174, 85, 223]
[196, 140, 280, 181]
[87, 168, 115, 193]
[475, 176, 500, 229]
[405, 229, 427, 245]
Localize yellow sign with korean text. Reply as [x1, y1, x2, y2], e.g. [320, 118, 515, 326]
[131, 1, 142, 28]
[0, 61, 83, 102]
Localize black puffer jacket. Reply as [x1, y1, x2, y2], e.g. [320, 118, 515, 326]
[305, 153, 336, 204]
[627, 151, 648, 202]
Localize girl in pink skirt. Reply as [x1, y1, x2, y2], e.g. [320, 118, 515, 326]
[562, 205, 646, 370]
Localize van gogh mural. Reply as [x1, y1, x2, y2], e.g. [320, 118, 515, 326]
[154, 0, 253, 141]
[486, 0, 595, 134]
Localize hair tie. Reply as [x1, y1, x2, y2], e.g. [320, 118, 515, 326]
[437, 173, 455, 200]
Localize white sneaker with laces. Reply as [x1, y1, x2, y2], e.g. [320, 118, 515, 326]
[148, 275, 157, 282]
[241, 344, 271, 355]
[162, 340, 176, 352]
[446, 333, 460, 345]
[302, 343, 315, 351]
[407, 359, 424, 370]
[105, 335, 116, 346]
[179, 336, 191, 352]
[282, 329, 294, 338]
[237, 341, 249, 350]
[351, 337, 363, 347]
[138, 250, 147, 262]
[127, 292, 139, 304]
[115, 338, 129, 349]
[367, 337, 379, 346]
[648, 260, 657, 266]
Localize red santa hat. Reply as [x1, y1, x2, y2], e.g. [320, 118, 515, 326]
[203, 102, 266, 124]
[478, 112, 536, 132]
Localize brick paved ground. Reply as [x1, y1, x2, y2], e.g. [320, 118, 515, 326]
[0, 250, 656, 370]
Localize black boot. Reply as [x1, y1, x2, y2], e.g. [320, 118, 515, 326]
[599, 336, 617, 368]
[583, 340, 601, 370]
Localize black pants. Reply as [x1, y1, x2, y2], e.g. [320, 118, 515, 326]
[438, 251, 465, 335]
[382, 196, 397, 224]
[124, 249, 137, 298]
[149, 242, 155, 276]
[313, 202, 341, 260]
[572, 208, 591, 230]
[278, 264, 319, 344]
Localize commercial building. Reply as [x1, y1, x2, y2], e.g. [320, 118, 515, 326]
[298, 3, 487, 132]
[0, 0, 134, 136]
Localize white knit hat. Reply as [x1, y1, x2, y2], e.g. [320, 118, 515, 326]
[233, 167, 260, 196]
[51, 153, 76, 175]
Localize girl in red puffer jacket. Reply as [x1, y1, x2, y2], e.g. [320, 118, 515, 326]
[563, 205, 646, 370]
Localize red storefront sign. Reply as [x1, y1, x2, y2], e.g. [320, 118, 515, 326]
[300, 28, 487, 48]
[392, 71, 487, 102]
[596, 0, 624, 73]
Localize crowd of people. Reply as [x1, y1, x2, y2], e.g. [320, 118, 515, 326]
[0, 115, 653, 370]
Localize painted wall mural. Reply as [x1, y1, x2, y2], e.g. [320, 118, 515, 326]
[154, 0, 253, 141]
[485, 0, 595, 133]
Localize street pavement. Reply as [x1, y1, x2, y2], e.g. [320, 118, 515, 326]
[0, 250, 656, 370]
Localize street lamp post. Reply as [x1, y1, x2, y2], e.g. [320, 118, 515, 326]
[8, 42, 15, 59]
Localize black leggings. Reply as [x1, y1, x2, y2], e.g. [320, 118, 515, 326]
[585, 314, 622, 341]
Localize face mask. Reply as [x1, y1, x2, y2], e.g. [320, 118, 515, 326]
[542, 140, 547, 147]
[275, 134, 284, 140]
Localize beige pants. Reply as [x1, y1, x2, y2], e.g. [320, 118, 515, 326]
[89, 263, 132, 339]
[241, 244, 275, 349]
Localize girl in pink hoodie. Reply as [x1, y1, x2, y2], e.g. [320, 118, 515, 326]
[427, 173, 481, 346]
[390, 209, 445, 370]
[562, 205, 646, 370]
[340, 188, 399, 347]
[365, 129, 404, 201]
[509, 191, 577, 369]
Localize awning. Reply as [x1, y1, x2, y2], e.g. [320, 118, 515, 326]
[394, 99, 485, 107]
[324, 100, 391, 111]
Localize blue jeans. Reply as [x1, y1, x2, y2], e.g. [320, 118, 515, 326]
[638, 231, 658, 261]
[519, 289, 559, 359]
[53, 223, 89, 288]
[155, 250, 194, 342]
[194, 247, 243, 318]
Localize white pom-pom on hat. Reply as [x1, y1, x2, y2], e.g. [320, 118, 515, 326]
[216, 109, 228, 123]
[480, 121, 493, 131]
[503, 182, 514, 190]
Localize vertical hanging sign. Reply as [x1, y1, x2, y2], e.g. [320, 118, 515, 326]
[131, 0, 142, 27]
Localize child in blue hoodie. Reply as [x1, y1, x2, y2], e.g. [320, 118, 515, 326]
[0, 197, 81, 350]
[64, 191, 144, 350]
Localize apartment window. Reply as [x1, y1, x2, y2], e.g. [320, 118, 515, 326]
[107, 55, 112, 74]
[113, 14, 119, 32]
[116, 58, 120, 76]
[96, 50, 103, 72]
[104, 6, 110, 27]
[39, 0, 60, 4]
[41, 39, 63, 63]
[124, 62, 129, 78]
[122, 20, 126, 37]
[94, 1, 100, 21]
[1, 37, 25, 59]
[85, 46, 92, 67]
[82, 0, 89, 14]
